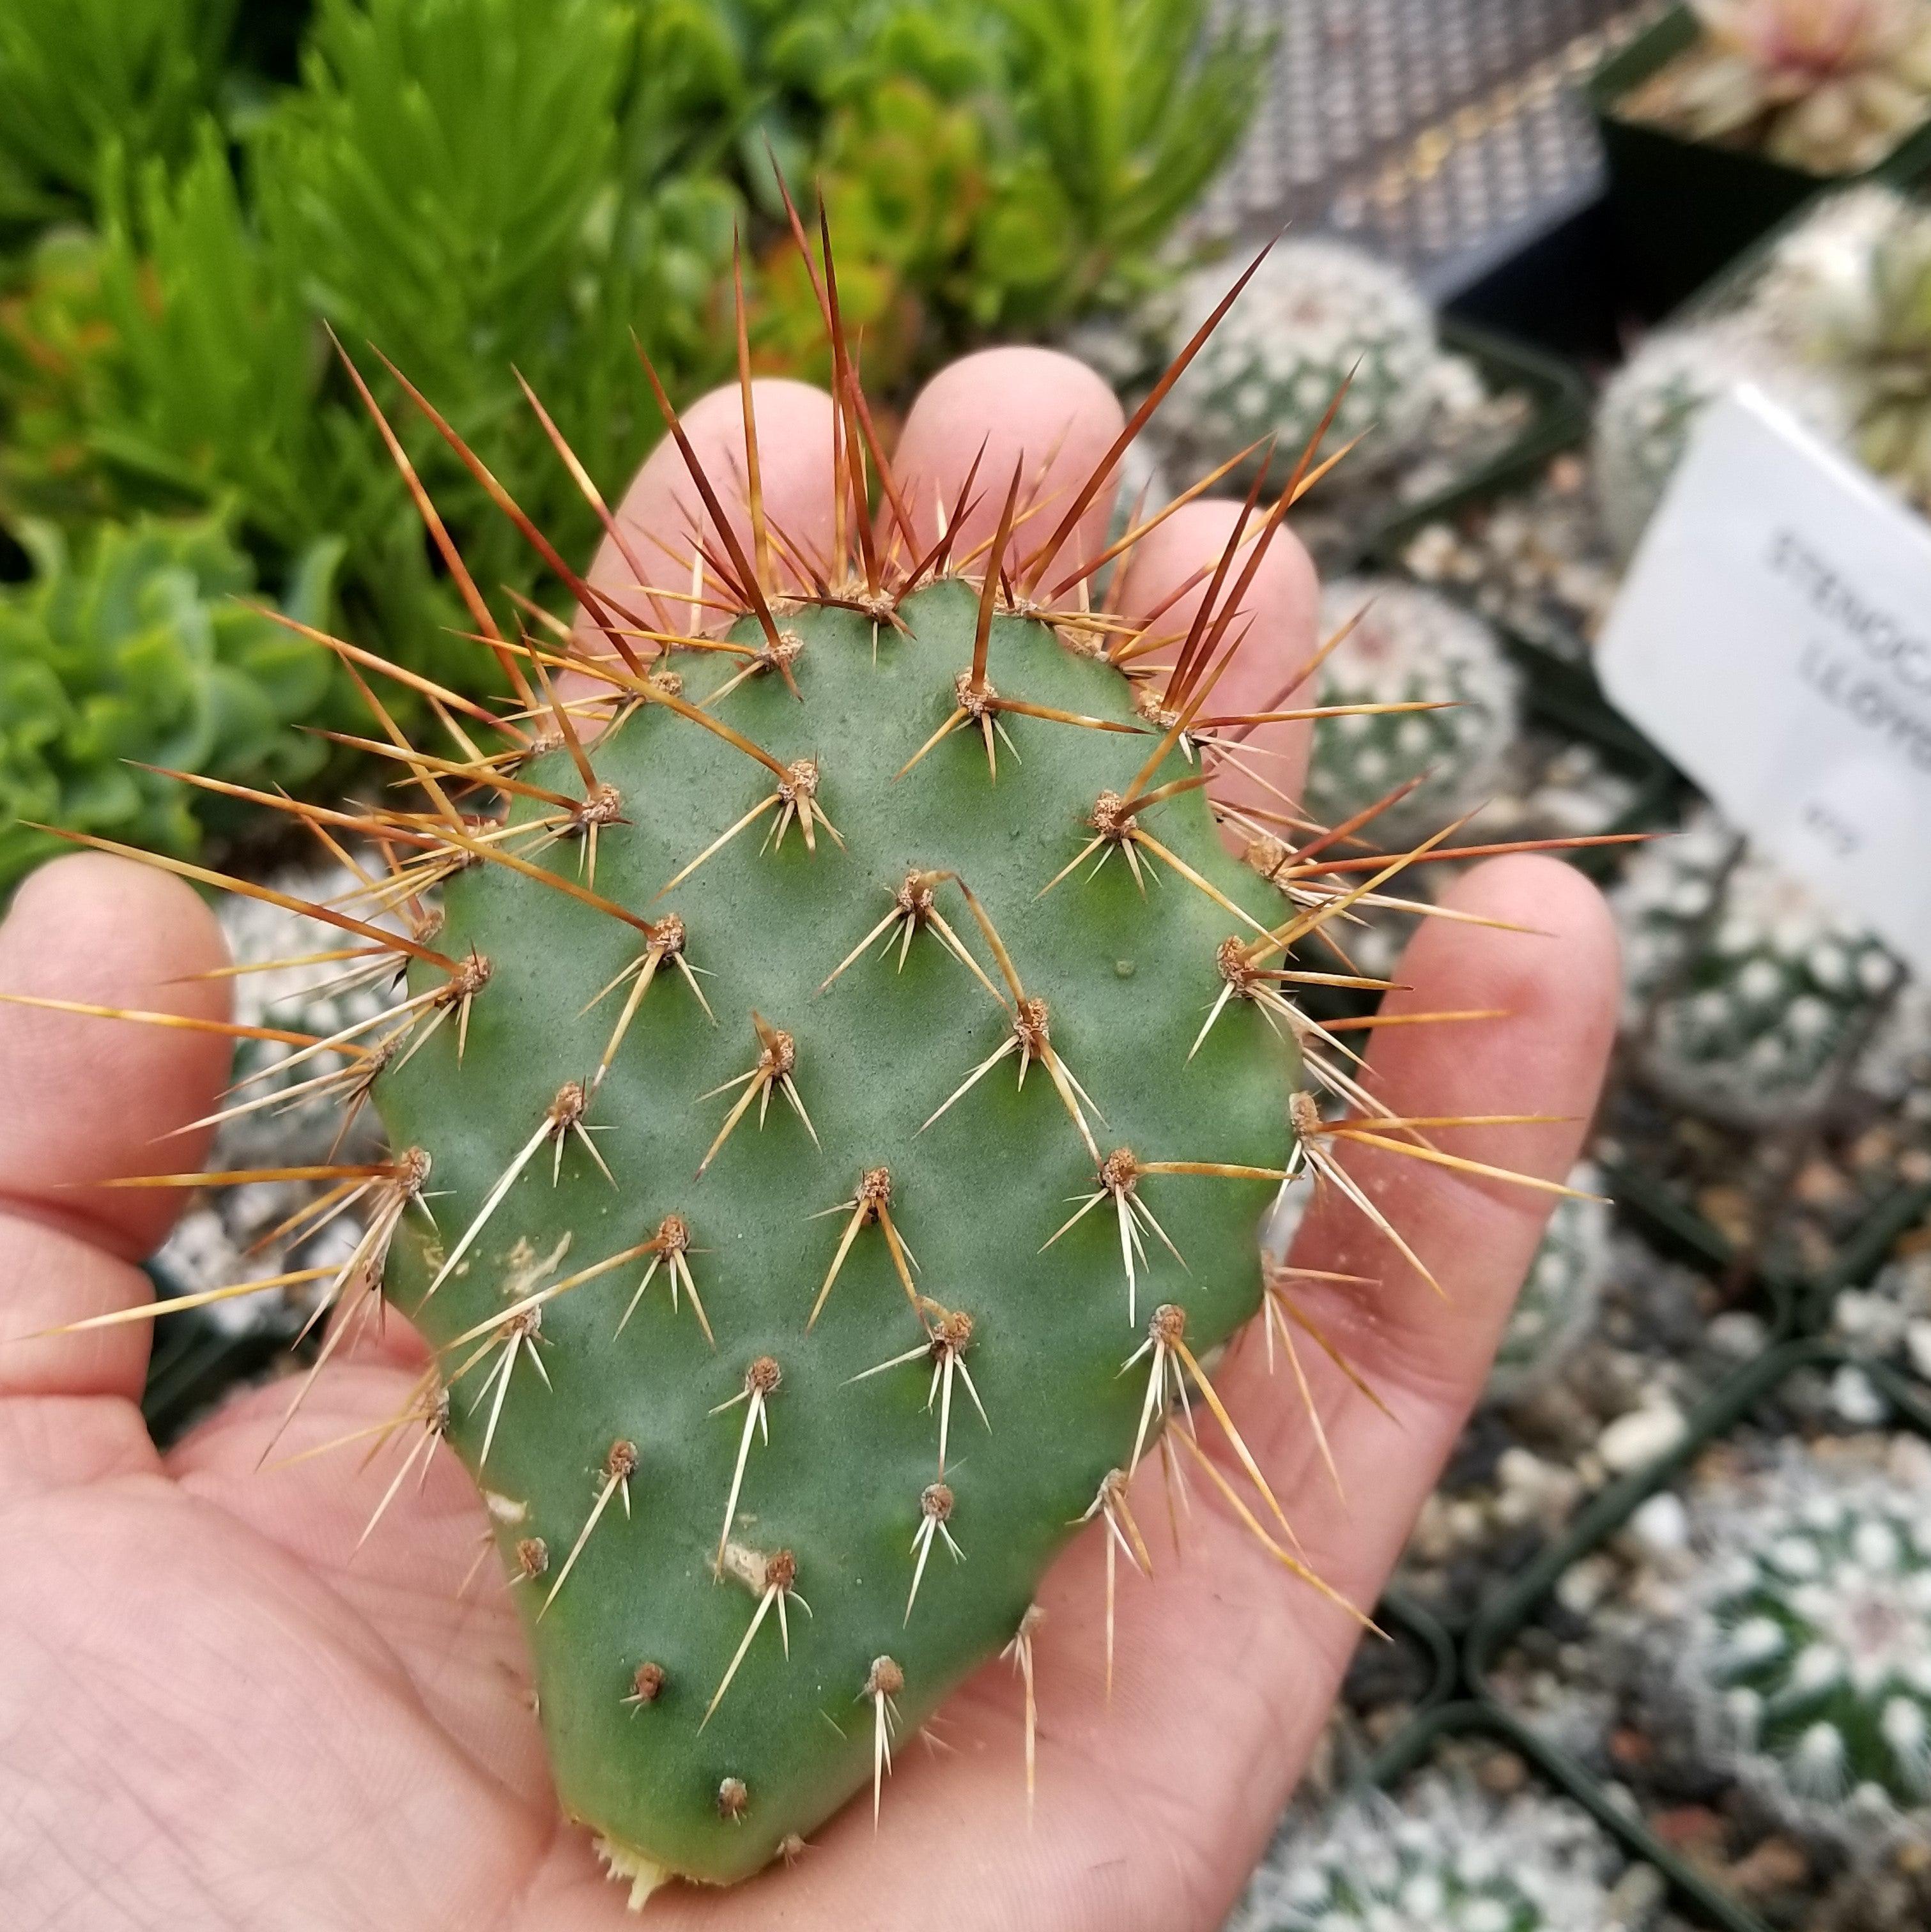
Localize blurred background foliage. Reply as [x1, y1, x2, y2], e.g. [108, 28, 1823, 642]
[0, 0, 1260, 887]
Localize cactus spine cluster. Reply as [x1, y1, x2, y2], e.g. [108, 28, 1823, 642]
[1677, 1449, 1931, 1814]
[1305, 578, 1522, 848]
[1613, 811, 1901, 1126]
[1233, 1770, 1656, 1931]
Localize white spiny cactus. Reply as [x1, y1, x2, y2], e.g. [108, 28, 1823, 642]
[1592, 314, 1852, 559]
[1162, 240, 1440, 483]
[1613, 811, 1902, 1126]
[1675, 1445, 1931, 1817]
[1304, 578, 1522, 849]
[1234, 1770, 1657, 1931]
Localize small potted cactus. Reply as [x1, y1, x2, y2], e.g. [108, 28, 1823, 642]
[1302, 577, 1523, 850]
[1233, 1768, 1661, 1931]
[1613, 810, 1907, 1129]
[1590, 0, 1931, 310]
[1671, 1446, 1931, 1822]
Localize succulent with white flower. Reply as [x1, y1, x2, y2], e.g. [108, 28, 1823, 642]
[1592, 314, 1853, 558]
[1616, 0, 1931, 176]
[1489, 1172, 1613, 1405]
[1675, 1447, 1931, 1816]
[1613, 811, 1903, 1126]
[1302, 578, 1522, 849]
[1233, 1769, 1657, 1931]
[1160, 240, 1441, 484]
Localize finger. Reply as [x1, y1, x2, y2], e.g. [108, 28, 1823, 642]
[885, 347, 1123, 585]
[574, 378, 838, 645]
[0, 854, 230, 1406]
[165, 1358, 549, 1805]
[1110, 500, 1321, 834]
[1270, 853, 1621, 1471]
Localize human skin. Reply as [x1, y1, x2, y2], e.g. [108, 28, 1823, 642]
[0, 347, 1618, 1931]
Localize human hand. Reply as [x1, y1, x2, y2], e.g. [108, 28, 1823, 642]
[0, 348, 1618, 1931]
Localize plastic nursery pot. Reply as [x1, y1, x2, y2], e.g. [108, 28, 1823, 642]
[1364, 319, 1594, 568]
[1589, 4, 1931, 316]
[1360, 1703, 1774, 1932]
[1602, 1154, 1803, 1326]
[1320, 319, 1594, 583]
[139, 1254, 294, 1448]
[1368, 1586, 1461, 1715]
[1800, 1174, 1931, 1333]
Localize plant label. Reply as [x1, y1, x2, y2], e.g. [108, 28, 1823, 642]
[1600, 385, 1931, 974]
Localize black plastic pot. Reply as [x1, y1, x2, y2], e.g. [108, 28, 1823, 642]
[1335, 317, 1594, 579]
[140, 1255, 300, 1448]
[1590, 4, 1931, 315]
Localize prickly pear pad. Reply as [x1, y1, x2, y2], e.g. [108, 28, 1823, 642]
[375, 579, 1295, 1883]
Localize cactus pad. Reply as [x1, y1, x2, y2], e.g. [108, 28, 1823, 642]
[42, 224, 1604, 1904]
[371, 574, 1296, 1886]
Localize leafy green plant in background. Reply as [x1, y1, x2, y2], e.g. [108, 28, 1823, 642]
[0, 0, 1260, 884]
[987, 0, 1259, 316]
[0, 512, 339, 887]
[249, 0, 741, 673]
[748, 0, 1265, 387]
[0, 0, 235, 223]
[4, 132, 323, 544]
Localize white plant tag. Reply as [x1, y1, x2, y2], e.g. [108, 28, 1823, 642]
[1599, 385, 1931, 974]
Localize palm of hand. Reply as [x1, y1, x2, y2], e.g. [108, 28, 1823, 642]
[0, 351, 1617, 1932]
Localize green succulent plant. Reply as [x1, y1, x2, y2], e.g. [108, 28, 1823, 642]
[0, 510, 340, 891]
[747, 0, 1265, 382]
[0, 0, 235, 219]
[0, 0, 1260, 800]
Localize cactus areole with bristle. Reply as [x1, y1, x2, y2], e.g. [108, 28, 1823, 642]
[372, 562, 1297, 1879]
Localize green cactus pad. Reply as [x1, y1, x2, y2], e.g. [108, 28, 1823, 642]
[371, 578, 1296, 1885]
